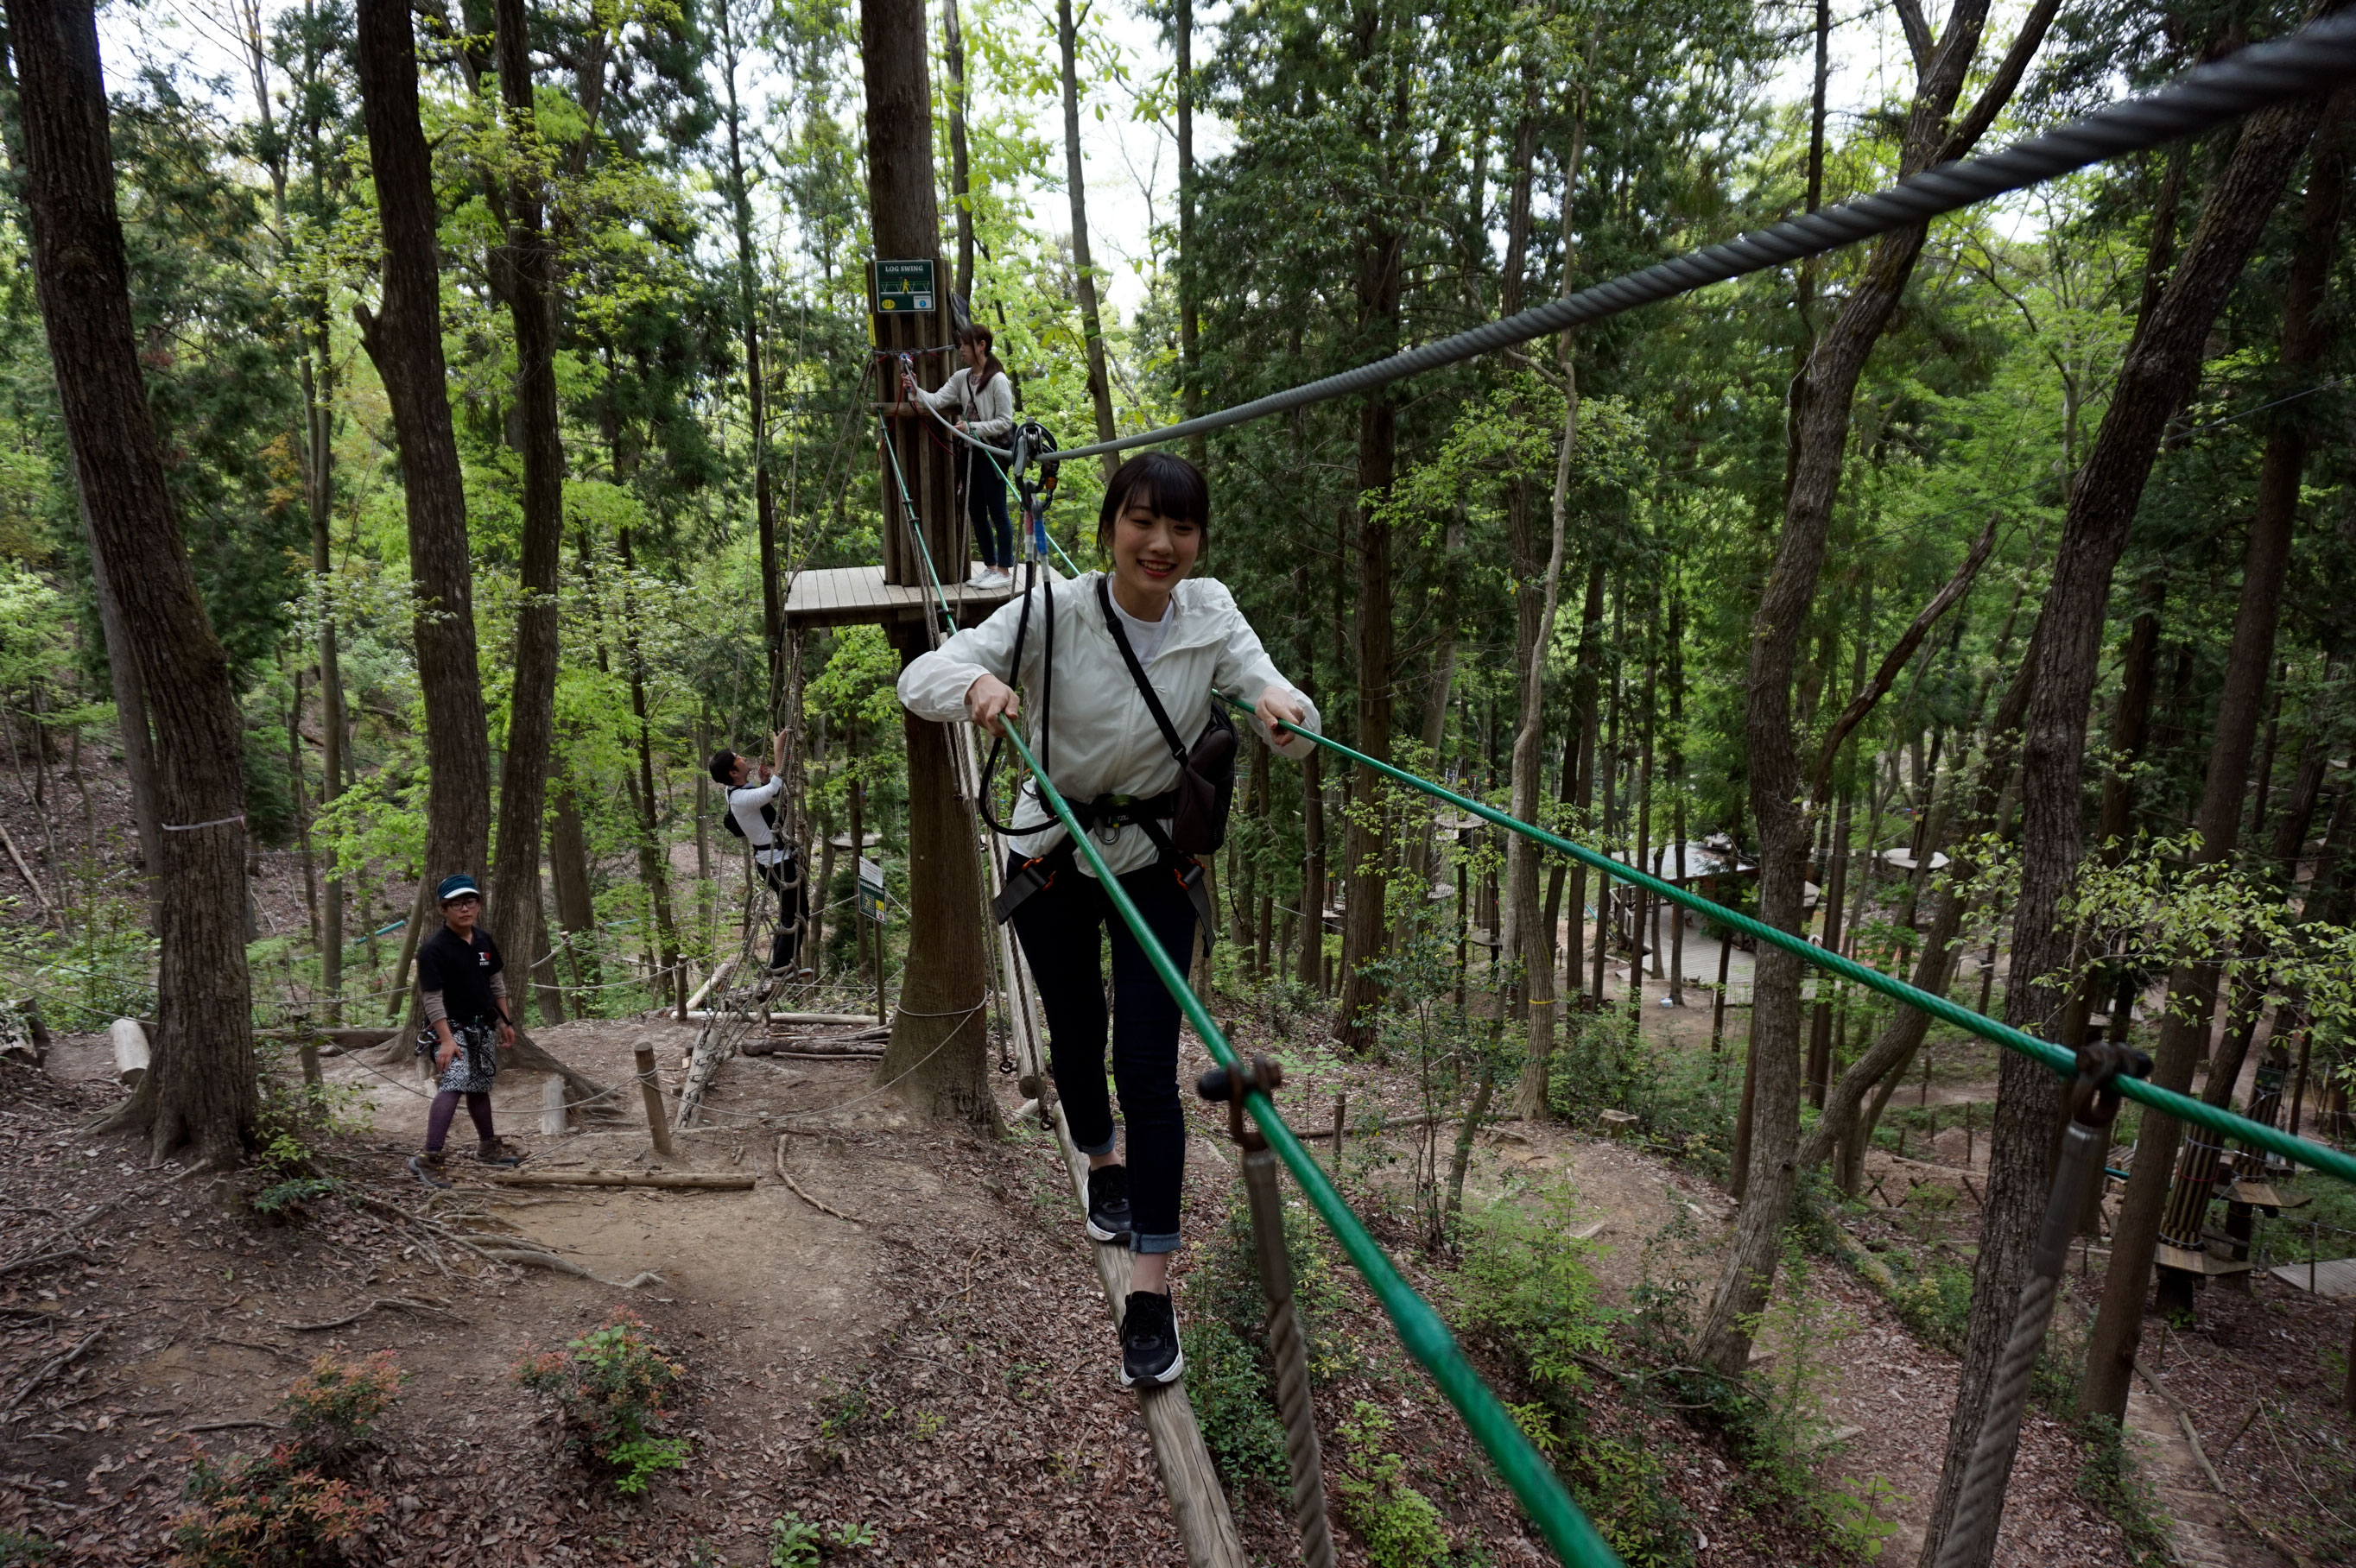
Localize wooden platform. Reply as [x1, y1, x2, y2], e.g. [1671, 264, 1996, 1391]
[2269, 1257, 2356, 1299]
[783, 564, 1023, 631]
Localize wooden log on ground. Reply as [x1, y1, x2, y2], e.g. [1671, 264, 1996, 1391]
[684, 954, 738, 1013]
[683, 1009, 881, 1025]
[488, 1169, 754, 1191]
[109, 1018, 149, 1088]
[743, 1036, 885, 1058]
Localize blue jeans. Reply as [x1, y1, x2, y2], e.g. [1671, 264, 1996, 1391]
[965, 454, 1013, 568]
[1006, 850, 1200, 1253]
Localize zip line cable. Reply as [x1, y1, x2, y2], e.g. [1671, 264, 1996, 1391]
[1222, 698, 2356, 1189]
[993, 720, 1624, 1568]
[922, 13, 2356, 471]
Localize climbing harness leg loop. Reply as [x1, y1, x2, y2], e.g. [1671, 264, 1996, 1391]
[1199, 1059, 1337, 1568]
[1931, 1041, 2149, 1568]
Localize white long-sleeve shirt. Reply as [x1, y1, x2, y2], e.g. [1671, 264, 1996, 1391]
[726, 774, 788, 864]
[909, 366, 1014, 441]
[897, 572, 1320, 877]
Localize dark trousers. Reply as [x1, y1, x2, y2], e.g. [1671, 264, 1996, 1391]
[1006, 850, 1200, 1253]
[758, 851, 810, 971]
[964, 453, 1014, 568]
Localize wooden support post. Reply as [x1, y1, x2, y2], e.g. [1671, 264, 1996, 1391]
[540, 1074, 568, 1136]
[1329, 1092, 1346, 1178]
[633, 1040, 673, 1158]
[298, 1038, 323, 1091]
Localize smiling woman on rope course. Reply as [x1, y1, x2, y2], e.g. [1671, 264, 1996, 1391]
[897, 324, 1016, 587]
[898, 452, 1318, 1387]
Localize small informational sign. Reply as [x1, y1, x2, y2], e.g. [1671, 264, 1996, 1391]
[874, 258, 936, 315]
[857, 857, 887, 922]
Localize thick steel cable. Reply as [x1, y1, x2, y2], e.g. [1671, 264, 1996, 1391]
[1029, 12, 2356, 466]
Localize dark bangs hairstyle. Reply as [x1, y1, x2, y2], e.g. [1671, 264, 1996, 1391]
[956, 324, 1006, 389]
[707, 749, 739, 786]
[1096, 452, 1211, 556]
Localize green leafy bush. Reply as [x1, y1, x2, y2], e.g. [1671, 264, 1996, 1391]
[1574, 1433, 1691, 1568]
[1333, 1402, 1449, 1568]
[1455, 1181, 1611, 1393]
[514, 1309, 690, 1495]
[0, 1528, 59, 1565]
[768, 1514, 876, 1565]
[168, 1445, 386, 1567]
[2073, 1415, 2172, 1568]
[1179, 1316, 1290, 1488]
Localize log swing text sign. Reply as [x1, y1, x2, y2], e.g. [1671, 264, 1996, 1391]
[872, 259, 935, 315]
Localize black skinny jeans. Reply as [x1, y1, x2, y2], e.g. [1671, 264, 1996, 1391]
[1006, 849, 1200, 1253]
[757, 850, 811, 969]
[964, 451, 1013, 569]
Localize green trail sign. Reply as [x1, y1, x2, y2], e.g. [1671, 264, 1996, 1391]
[874, 258, 936, 315]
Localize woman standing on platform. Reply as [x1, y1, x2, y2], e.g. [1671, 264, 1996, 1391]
[896, 452, 1319, 1387]
[899, 324, 1016, 588]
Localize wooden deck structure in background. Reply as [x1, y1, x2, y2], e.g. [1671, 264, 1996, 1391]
[783, 564, 1018, 633]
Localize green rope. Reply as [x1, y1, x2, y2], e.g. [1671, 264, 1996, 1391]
[877, 422, 961, 635]
[997, 722, 1624, 1568]
[1230, 699, 2356, 1190]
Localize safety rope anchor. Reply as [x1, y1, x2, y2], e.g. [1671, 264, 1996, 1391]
[1930, 1040, 2150, 1568]
[1200, 1057, 1337, 1568]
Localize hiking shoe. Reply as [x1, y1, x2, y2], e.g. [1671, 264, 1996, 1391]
[473, 1138, 527, 1168]
[408, 1151, 453, 1189]
[1119, 1290, 1184, 1388]
[1086, 1164, 1132, 1244]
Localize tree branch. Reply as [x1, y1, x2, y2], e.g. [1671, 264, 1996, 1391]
[1893, 0, 1935, 72]
[1939, 0, 2065, 165]
[1809, 512, 1999, 802]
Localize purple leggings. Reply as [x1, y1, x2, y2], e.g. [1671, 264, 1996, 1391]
[425, 1091, 496, 1152]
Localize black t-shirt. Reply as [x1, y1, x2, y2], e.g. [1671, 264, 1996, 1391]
[417, 925, 504, 1024]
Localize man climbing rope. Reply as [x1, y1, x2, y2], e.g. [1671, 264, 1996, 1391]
[408, 874, 526, 1187]
[709, 729, 809, 975]
[897, 452, 1319, 1387]
[896, 324, 1016, 587]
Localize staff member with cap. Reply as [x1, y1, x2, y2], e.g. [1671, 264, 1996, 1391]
[408, 874, 528, 1186]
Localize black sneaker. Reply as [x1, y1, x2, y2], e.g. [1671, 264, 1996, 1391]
[408, 1151, 452, 1189]
[1086, 1164, 1132, 1243]
[1119, 1290, 1184, 1388]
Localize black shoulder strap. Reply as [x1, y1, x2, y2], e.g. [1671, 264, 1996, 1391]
[1096, 575, 1187, 767]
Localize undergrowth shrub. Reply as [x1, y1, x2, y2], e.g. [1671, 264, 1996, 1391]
[282, 1352, 403, 1470]
[1333, 1402, 1449, 1568]
[767, 1513, 877, 1565]
[2073, 1415, 2172, 1568]
[1545, 1008, 1733, 1178]
[0, 1528, 58, 1565]
[245, 1037, 371, 1220]
[1181, 1187, 1355, 1488]
[514, 1309, 690, 1495]
[168, 1445, 386, 1567]
[1455, 1180, 1610, 1394]
[168, 1354, 402, 1566]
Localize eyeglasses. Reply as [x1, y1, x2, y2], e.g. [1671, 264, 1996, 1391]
[444, 895, 482, 907]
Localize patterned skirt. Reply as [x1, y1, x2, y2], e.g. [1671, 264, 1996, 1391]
[416, 1020, 500, 1095]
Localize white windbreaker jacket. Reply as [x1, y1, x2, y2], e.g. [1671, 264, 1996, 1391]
[896, 571, 1321, 877]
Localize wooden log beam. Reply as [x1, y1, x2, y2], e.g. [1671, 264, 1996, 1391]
[488, 1169, 753, 1191]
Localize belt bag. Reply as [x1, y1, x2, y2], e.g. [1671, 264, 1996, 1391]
[1097, 576, 1237, 857]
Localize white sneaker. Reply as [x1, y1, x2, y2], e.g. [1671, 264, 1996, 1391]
[966, 565, 997, 587]
[983, 567, 1013, 590]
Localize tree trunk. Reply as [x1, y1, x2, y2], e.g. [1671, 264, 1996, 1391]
[879, 638, 998, 1127]
[1565, 560, 1604, 1001]
[1293, 566, 1325, 991]
[1700, 0, 2043, 1378]
[717, 0, 785, 716]
[353, 0, 491, 888]
[484, 0, 566, 1016]
[941, 0, 973, 302]
[1338, 405, 1396, 1053]
[1175, 0, 1201, 465]
[2071, 84, 2347, 1434]
[302, 307, 345, 1019]
[1056, 0, 1118, 476]
[10, 0, 256, 1165]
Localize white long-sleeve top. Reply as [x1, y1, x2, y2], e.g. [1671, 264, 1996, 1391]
[725, 774, 787, 863]
[897, 571, 1321, 877]
[909, 366, 1014, 441]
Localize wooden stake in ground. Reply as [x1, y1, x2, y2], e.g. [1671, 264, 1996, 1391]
[633, 1041, 674, 1158]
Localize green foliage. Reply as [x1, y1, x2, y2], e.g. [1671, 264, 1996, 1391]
[1177, 1315, 1290, 1489]
[1544, 1008, 1734, 1179]
[168, 1445, 386, 1568]
[513, 1310, 690, 1495]
[1820, 1475, 1903, 1561]
[2072, 1415, 2172, 1568]
[0, 1529, 58, 1565]
[243, 1038, 371, 1221]
[1571, 1433, 1691, 1568]
[1333, 1402, 1450, 1568]
[1455, 1180, 1611, 1394]
[767, 1513, 876, 1565]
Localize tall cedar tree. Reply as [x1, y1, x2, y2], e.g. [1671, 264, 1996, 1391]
[352, 0, 491, 889]
[7, 0, 257, 1163]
